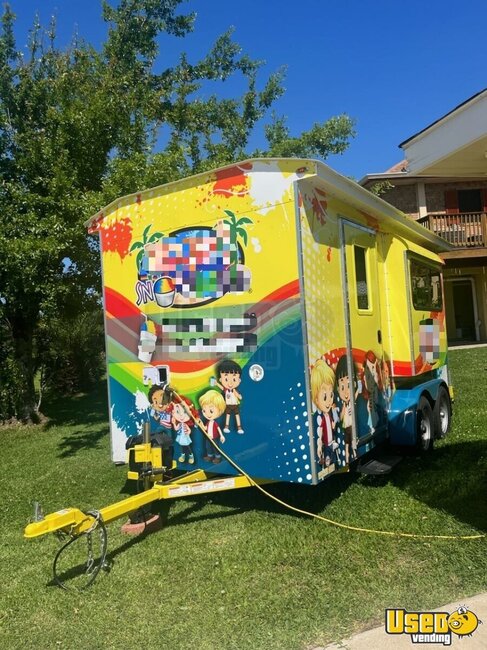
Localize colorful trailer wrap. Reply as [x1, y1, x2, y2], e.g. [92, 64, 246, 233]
[86, 158, 451, 484]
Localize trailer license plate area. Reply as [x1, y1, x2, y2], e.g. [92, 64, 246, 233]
[168, 478, 236, 498]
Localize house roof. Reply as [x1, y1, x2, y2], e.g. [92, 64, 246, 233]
[399, 88, 487, 148]
[398, 88, 487, 176]
[385, 159, 408, 173]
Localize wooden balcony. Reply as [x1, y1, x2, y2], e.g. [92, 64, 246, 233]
[418, 212, 487, 248]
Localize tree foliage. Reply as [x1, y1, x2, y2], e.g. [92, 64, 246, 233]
[37, 303, 105, 398]
[366, 180, 395, 197]
[0, 0, 355, 422]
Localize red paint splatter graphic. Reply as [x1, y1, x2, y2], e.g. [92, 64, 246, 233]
[100, 218, 133, 259]
[311, 189, 328, 225]
[359, 210, 379, 231]
[322, 348, 347, 371]
[211, 163, 252, 197]
[88, 212, 104, 234]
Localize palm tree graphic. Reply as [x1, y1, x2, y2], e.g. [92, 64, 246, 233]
[129, 225, 164, 272]
[223, 210, 253, 265]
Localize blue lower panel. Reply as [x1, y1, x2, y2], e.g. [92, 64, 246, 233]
[388, 377, 446, 446]
[110, 322, 315, 484]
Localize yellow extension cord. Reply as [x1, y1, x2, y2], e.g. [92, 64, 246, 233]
[170, 389, 485, 541]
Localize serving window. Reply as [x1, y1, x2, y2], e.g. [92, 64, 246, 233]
[409, 257, 443, 312]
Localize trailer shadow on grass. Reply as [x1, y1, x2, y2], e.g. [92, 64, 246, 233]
[135, 439, 487, 536]
[42, 380, 108, 429]
[388, 440, 487, 533]
[41, 381, 110, 458]
[46, 522, 159, 591]
[56, 424, 110, 458]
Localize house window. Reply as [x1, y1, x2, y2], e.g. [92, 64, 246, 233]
[410, 258, 443, 312]
[354, 245, 369, 310]
[445, 188, 486, 214]
[458, 189, 482, 214]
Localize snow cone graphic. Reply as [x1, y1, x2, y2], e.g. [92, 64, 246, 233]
[154, 276, 176, 307]
[138, 319, 157, 363]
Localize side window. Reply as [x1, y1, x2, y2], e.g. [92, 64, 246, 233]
[354, 245, 369, 310]
[410, 258, 443, 311]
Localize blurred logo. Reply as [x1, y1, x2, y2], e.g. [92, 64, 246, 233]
[136, 221, 251, 308]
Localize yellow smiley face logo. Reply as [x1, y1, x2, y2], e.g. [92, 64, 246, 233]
[447, 607, 479, 636]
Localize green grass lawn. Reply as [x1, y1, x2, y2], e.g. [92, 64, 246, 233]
[1, 349, 487, 649]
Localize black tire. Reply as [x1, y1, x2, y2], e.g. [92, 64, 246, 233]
[416, 395, 434, 453]
[434, 386, 452, 439]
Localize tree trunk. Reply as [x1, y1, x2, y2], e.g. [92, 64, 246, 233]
[11, 313, 39, 423]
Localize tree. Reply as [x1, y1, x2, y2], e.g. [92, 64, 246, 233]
[0, 0, 355, 422]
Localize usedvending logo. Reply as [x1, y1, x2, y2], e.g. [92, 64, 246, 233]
[385, 605, 481, 645]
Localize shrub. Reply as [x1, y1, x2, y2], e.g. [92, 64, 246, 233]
[38, 308, 105, 397]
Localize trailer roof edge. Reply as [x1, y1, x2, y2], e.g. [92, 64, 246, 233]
[313, 160, 452, 254]
[84, 157, 313, 228]
[85, 157, 452, 254]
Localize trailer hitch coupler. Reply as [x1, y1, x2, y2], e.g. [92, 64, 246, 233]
[33, 501, 44, 522]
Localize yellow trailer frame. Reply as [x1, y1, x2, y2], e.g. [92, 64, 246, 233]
[24, 464, 264, 540]
[23, 388, 274, 590]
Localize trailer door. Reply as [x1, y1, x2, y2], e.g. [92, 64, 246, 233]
[340, 220, 386, 460]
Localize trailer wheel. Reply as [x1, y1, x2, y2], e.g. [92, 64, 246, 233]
[434, 386, 451, 439]
[416, 396, 434, 453]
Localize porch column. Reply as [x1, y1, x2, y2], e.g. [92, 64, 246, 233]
[416, 182, 427, 218]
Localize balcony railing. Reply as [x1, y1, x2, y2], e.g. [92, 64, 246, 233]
[418, 212, 487, 248]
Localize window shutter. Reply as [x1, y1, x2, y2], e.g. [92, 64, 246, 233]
[444, 190, 459, 214]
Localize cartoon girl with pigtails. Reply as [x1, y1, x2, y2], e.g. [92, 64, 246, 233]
[172, 395, 198, 465]
[362, 350, 382, 434]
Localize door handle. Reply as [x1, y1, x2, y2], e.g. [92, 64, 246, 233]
[377, 329, 382, 344]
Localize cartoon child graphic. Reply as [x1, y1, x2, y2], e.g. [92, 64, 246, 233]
[172, 396, 197, 464]
[310, 359, 339, 467]
[199, 390, 226, 464]
[381, 357, 393, 408]
[148, 384, 173, 434]
[362, 350, 382, 434]
[215, 359, 244, 434]
[336, 355, 359, 464]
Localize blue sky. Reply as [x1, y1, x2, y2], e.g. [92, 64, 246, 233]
[7, 0, 487, 180]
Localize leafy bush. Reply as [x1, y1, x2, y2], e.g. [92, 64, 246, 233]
[38, 308, 105, 397]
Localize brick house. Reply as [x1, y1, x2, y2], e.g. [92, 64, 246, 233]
[360, 88, 487, 344]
